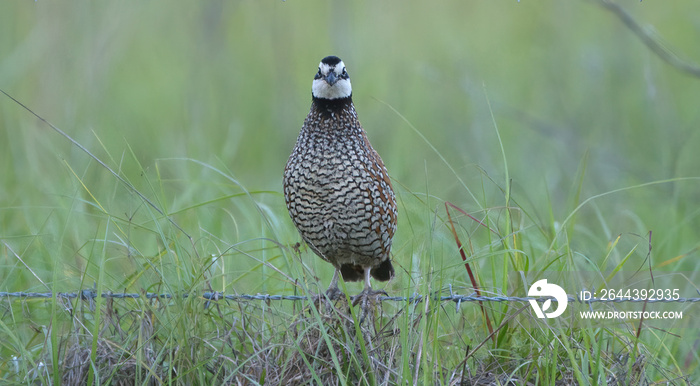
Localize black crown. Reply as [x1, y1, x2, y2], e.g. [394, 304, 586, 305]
[321, 56, 342, 65]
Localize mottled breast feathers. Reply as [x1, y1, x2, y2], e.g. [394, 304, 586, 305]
[283, 60, 397, 283]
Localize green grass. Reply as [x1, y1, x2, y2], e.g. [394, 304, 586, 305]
[2, 1, 700, 384]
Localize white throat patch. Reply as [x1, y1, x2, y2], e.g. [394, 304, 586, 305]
[312, 61, 352, 100]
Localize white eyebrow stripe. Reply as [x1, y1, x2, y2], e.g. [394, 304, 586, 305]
[319, 62, 332, 74]
[318, 61, 346, 76]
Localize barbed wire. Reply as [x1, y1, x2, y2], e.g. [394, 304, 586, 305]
[2, 288, 699, 309]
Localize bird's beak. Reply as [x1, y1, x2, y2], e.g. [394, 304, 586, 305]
[324, 72, 338, 86]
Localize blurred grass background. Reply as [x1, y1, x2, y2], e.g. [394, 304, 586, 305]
[1, 0, 699, 381]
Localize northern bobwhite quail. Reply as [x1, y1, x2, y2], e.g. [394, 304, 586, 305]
[283, 56, 397, 305]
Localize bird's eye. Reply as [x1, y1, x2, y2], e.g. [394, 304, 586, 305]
[342, 68, 347, 75]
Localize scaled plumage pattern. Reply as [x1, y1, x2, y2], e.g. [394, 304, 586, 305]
[284, 56, 397, 301]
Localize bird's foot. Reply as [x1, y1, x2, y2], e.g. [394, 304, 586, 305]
[325, 286, 345, 301]
[311, 287, 347, 314]
[351, 288, 387, 324]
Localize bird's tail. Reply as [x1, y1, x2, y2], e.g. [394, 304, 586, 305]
[370, 259, 394, 282]
[339, 259, 394, 282]
[339, 264, 364, 281]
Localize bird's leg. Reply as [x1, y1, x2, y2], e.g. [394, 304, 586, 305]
[352, 268, 387, 324]
[358, 267, 388, 296]
[363, 267, 372, 292]
[325, 269, 344, 300]
[311, 269, 346, 313]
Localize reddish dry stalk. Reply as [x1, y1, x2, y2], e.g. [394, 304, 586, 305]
[445, 202, 494, 340]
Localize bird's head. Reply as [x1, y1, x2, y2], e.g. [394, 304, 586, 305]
[312, 56, 352, 100]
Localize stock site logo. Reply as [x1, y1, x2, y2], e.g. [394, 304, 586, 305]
[528, 279, 568, 318]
